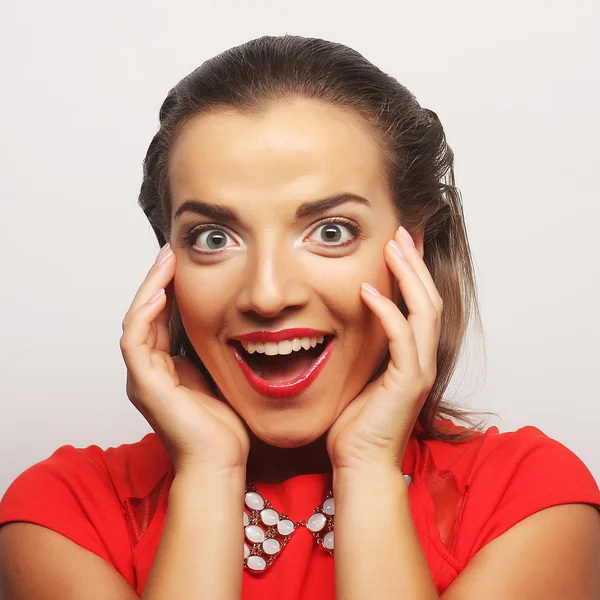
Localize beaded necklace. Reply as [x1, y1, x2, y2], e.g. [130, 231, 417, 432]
[242, 474, 412, 572]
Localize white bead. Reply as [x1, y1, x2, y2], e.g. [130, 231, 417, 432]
[307, 512, 327, 532]
[404, 474, 412, 486]
[243, 511, 249, 527]
[260, 508, 279, 526]
[277, 519, 295, 536]
[262, 538, 281, 555]
[245, 491, 265, 511]
[322, 497, 335, 515]
[323, 531, 334, 550]
[245, 524, 266, 543]
[244, 543, 250, 559]
[246, 555, 267, 572]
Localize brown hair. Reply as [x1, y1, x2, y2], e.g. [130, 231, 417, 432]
[138, 35, 495, 442]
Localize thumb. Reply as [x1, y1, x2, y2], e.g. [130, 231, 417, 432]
[172, 355, 212, 395]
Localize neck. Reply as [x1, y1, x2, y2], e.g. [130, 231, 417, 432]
[245, 430, 333, 484]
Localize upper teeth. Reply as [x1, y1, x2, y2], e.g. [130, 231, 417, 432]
[241, 336, 325, 355]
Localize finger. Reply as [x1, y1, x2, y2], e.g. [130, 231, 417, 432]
[122, 244, 175, 332]
[384, 239, 441, 376]
[385, 238, 438, 321]
[360, 283, 421, 382]
[144, 284, 173, 354]
[154, 282, 174, 354]
[394, 227, 443, 313]
[120, 288, 168, 376]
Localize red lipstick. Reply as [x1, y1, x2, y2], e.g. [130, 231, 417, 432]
[231, 328, 329, 343]
[230, 336, 335, 399]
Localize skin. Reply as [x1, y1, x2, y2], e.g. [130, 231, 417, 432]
[167, 99, 424, 482]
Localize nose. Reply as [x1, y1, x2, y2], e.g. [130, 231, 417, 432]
[235, 239, 310, 318]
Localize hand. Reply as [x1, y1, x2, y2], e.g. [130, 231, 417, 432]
[326, 227, 443, 473]
[119, 243, 250, 475]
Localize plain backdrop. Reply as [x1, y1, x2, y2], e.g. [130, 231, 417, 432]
[1, 0, 598, 494]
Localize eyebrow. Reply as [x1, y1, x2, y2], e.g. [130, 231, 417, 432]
[173, 192, 371, 222]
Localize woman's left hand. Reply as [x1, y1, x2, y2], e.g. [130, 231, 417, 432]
[326, 226, 444, 474]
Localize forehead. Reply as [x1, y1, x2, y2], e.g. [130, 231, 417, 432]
[168, 100, 388, 213]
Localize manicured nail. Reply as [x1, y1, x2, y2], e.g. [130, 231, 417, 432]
[398, 226, 415, 247]
[147, 289, 165, 304]
[361, 282, 381, 297]
[389, 240, 405, 258]
[154, 243, 173, 266]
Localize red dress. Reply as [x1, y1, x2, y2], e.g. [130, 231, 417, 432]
[1, 418, 599, 597]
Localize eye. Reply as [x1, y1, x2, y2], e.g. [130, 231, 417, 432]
[306, 218, 360, 247]
[184, 225, 237, 253]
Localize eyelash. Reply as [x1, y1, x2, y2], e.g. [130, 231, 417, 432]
[182, 217, 362, 252]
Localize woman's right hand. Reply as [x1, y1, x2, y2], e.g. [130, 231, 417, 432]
[119, 243, 250, 475]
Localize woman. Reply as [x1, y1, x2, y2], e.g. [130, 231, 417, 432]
[1, 35, 599, 599]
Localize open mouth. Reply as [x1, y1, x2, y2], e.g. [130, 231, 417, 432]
[230, 335, 334, 383]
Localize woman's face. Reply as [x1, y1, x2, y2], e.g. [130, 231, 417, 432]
[169, 99, 401, 448]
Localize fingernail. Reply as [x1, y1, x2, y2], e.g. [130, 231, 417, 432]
[389, 240, 405, 258]
[154, 243, 173, 266]
[361, 282, 381, 297]
[398, 226, 415, 247]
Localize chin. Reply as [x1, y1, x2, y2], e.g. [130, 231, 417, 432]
[250, 422, 327, 449]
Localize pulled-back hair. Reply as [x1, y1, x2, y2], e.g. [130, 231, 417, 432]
[138, 35, 494, 442]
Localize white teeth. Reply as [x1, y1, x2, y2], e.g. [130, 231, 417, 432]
[245, 341, 264, 355]
[240, 336, 328, 356]
[264, 342, 278, 356]
[277, 340, 293, 355]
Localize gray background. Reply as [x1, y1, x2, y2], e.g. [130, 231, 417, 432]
[1, 0, 598, 493]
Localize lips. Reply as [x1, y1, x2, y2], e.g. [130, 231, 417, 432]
[228, 330, 335, 399]
[231, 328, 330, 343]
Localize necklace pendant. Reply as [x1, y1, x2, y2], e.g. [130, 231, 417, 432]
[304, 491, 335, 554]
[243, 474, 411, 573]
[243, 483, 335, 573]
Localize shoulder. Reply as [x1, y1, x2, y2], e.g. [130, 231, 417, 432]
[0, 432, 171, 508]
[99, 432, 173, 501]
[418, 419, 600, 567]
[0, 432, 172, 578]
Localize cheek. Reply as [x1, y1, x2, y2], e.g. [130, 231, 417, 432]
[319, 252, 394, 355]
[310, 251, 395, 305]
[309, 253, 393, 329]
[173, 262, 234, 340]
